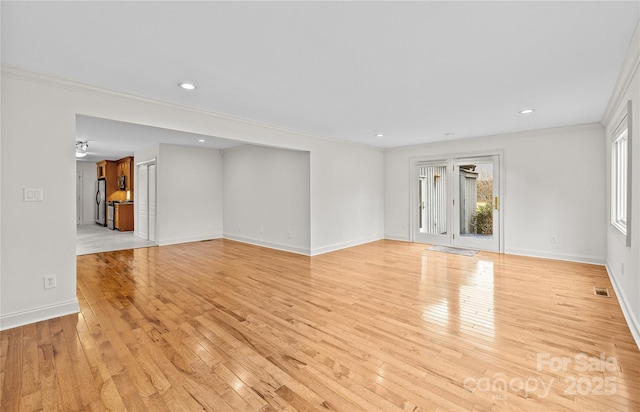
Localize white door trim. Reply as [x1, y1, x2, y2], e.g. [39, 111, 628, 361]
[76, 169, 83, 225]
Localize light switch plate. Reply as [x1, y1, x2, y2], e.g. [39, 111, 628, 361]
[24, 188, 44, 202]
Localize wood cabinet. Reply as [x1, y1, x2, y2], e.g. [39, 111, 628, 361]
[117, 156, 134, 195]
[96, 160, 119, 201]
[114, 203, 134, 232]
[97, 157, 134, 202]
[97, 161, 106, 179]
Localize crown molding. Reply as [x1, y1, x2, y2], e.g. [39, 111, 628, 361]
[384, 122, 604, 153]
[0, 64, 383, 153]
[602, 19, 640, 127]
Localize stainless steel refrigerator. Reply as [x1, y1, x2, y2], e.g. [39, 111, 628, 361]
[95, 178, 106, 226]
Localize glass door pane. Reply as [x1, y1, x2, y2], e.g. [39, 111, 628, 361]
[415, 161, 450, 245]
[453, 156, 500, 251]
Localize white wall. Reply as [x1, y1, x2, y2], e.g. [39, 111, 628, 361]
[1, 72, 79, 329]
[157, 144, 223, 245]
[311, 142, 385, 254]
[223, 145, 310, 254]
[385, 123, 607, 264]
[76, 161, 96, 224]
[0, 66, 384, 329]
[603, 22, 640, 347]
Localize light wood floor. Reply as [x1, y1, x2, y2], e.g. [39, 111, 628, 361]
[1, 239, 639, 411]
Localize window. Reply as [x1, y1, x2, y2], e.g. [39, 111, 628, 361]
[611, 115, 629, 236]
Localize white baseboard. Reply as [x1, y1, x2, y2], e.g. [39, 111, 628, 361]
[383, 241, 606, 265]
[605, 264, 640, 350]
[311, 235, 383, 256]
[158, 233, 223, 246]
[0, 300, 80, 331]
[505, 248, 606, 266]
[223, 234, 310, 256]
[384, 234, 410, 242]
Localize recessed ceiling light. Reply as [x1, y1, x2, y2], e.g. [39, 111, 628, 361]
[519, 108, 535, 114]
[375, 133, 384, 138]
[178, 82, 196, 90]
[198, 138, 206, 143]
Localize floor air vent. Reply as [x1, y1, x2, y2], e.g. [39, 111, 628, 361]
[593, 287, 610, 298]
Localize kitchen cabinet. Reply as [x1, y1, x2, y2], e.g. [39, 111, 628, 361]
[97, 161, 106, 179]
[96, 160, 119, 201]
[98, 157, 134, 202]
[97, 160, 117, 180]
[114, 203, 134, 232]
[117, 156, 134, 194]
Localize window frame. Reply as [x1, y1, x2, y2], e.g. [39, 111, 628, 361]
[610, 101, 632, 246]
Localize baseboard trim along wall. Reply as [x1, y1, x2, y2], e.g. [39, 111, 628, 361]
[311, 236, 384, 256]
[501, 248, 606, 266]
[606, 264, 640, 350]
[383, 234, 410, 242]
[223, 234, 311, 256]
[0, 300, 80, 331]
[380, 239, 607, 266]
[158, 233, 223, 247]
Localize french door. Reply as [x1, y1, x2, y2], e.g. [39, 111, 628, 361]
[414, 155, 500, 252]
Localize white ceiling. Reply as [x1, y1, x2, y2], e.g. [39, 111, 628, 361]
[75, 115, 243, 163]
[2, 1, 639, 149]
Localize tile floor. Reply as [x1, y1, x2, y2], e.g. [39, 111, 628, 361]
[76, 224, 156, 255]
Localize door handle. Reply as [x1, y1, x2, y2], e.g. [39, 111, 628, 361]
[494, 196, 499, 211]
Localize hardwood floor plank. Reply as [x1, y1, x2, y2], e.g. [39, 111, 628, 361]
[1, 328, 22, 411]
[19, 323, 41, 410]
[128, 328, 224, 411]
[0, 325, 8, 407]
[47, 317, 86, 410]
[35, 321, 59, 412]
[59, 314, 103, 407]
[2, 239, 639, 411]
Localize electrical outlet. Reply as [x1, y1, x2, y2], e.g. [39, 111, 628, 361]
[259, 226, 264, 234]
[287, 231, 292, 239]
[550, 236, 557, 243]
[44, 274, 56, 289]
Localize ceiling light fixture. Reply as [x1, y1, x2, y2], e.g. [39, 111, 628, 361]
[198, 138, 206, 143]
[178, 82, 196, 90]
[375, 133, 384, 138]
[519, 108, 536, 114]
[76, 141, 89, 158]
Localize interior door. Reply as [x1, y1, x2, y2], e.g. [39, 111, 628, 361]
[452, 155, 500, 251]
